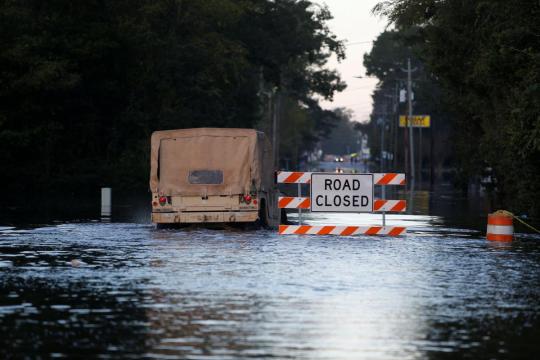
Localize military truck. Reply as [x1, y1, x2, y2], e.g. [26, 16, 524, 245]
[150, 128, 281, 228]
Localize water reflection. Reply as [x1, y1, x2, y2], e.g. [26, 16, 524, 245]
[1, 213, 539, 358]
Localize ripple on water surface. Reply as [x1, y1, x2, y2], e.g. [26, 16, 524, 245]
[0, 217, 539, 359]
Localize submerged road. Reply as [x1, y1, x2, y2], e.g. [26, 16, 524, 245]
[1, 211, 539, 359]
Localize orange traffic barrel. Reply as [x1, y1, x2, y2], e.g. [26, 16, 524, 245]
[486, 210, 514, 242]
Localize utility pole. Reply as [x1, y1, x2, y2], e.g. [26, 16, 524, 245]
[393, 82, 399, 171]
[258, 67, 280, 170]
[272, 92, 280, 169]
[379, 117, 385, 173]
[273, 70, 285, 170]
[406, 58, 415, 186]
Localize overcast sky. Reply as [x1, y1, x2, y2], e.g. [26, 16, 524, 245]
[313, 0, 388, 122]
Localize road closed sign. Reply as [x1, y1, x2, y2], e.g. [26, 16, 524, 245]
[310, 173, 374, 212]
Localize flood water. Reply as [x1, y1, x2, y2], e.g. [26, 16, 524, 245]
[1, 190, 540, 359]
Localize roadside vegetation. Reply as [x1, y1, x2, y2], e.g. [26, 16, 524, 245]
[1, 0, 538, 218]
[0, 0, 346, 200]
[368, 0, 540, 216]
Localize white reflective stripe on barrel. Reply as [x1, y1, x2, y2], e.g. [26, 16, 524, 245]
[486, 224, 514, 235]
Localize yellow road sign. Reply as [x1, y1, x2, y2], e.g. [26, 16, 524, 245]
[399, 115, 431, 128]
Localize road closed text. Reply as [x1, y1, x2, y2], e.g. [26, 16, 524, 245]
[310, 173, 374, 213]
[314, 194, 369, 207]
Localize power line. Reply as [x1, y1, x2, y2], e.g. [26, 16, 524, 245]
[345, 40, 372, 46]
[334, 102, 374, 107]
[344, 85, 379, 91]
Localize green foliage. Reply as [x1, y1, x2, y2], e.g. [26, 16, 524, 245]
[0, 0, 345, 200]
[363, 29, 454, 178]
[320, 109, 358, 155]
[280, 98, 313, 168]
[280, 99, 345, 168]
[375, 0, 540, 216]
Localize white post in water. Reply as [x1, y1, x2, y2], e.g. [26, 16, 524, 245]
[101, 187, 111, 217]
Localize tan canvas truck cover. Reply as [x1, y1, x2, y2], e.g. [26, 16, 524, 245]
[150, 128, 273, 196]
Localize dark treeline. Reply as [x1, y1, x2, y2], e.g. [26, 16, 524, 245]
[362, 30, 454, 185]
[367, 0, 540, 217]
[0, 0, 345, 201]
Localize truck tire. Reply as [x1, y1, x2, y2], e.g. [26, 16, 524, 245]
[280, 208, 289, 225]
[258, 199, 270, 229]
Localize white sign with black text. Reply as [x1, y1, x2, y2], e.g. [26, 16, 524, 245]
[310, 173, 374, 213]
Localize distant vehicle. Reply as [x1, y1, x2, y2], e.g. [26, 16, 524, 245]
[150, 128, 281, 228]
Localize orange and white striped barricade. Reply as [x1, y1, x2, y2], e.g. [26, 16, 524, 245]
[279, 225, 407, 236]
[486, 210, 514, 242]
[277, 171, 406, 186]
[276, 171, 407, 237]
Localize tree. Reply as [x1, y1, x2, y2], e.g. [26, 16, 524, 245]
[320, 108, 358, 155]
[363, 29, 454, 182]
[0, 0, 346, 202]
[374, 0, 540, 216]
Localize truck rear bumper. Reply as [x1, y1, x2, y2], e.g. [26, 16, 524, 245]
[152, 211, 258, 224]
